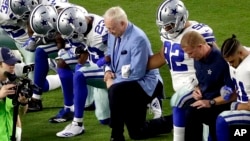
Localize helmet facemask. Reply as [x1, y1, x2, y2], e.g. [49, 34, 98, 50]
[61, 27, 86, 43]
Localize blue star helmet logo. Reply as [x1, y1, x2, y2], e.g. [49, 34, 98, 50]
[19, 0, 26, 6]
[171, 8, 178, 15]
[41, 19, 48, 26]
[67, 16, 74, 24]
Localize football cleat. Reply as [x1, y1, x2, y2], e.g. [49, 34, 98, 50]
[49, 108, 74, 123]
[149, 97, 162, 119]
[56, 121, 85, 137]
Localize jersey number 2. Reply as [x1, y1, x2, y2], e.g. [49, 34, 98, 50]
[164, 41, 188, 71]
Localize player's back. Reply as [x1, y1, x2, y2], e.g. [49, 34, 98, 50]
[161, 21, 216, 91]
[85, 14, 108, 63]
[0, 0, 28, 43]
[229, 54, 250, 103]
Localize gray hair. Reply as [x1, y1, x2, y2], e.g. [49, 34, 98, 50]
[103, 6, 128, 23]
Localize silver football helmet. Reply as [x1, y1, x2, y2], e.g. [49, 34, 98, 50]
[29, 4, 58, 38]
[39, 0, 72, 13]
[39, 0, 68, 5]
[156, 0, 189, 39]
[9, 0, 39, 20]
[57, 6, 88, 42]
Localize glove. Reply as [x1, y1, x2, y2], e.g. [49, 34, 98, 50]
[220, 85, 233, 101]
[68, 47, 79, 58]
[57, 47, 78, 59]
[57, 48, 68, 59]
[96, 57, 106, 68]
[23, 37, 36, 52]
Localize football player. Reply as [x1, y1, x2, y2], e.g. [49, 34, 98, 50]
[25, 0, 70, 112]
[6, 0, 69, 112]
[0, 0, 38, 77]
[29, 1, 99, 115]
[54, 6, 110, 137]
[28, 1, 104, 124]
[0, 0, 61, 108]
[216, 35, 250, 141]
[147, 0, 218, 140]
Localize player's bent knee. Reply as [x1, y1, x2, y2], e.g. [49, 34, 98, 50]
[35, 47, 45, 55]
[170, 91, 192, 107]
[216, 115, 227, 126]
[170, 93, 179, 107]
[57, 58, 70, 68]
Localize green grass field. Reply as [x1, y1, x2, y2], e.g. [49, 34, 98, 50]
[21, 0, 250, 141]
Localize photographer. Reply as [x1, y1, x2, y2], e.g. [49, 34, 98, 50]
[0, 47, 28, 141]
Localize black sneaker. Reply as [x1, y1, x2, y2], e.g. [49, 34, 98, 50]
[49, 108, 74, 123]
[28, 98, 43, 112]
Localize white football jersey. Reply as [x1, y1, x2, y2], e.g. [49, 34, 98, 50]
[0, 0, 28, 43]
[229, 55, 250, 103]
[161, 21, 216, 91]
[84, 14, 108, 63]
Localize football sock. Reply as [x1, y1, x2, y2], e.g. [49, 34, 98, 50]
[73, 118, 83, 123]
[72, 120, 83, 126]
[173, 107, 185, 141]
[57, 68, 74, 106]
[73, 71, 88, 118]
[216, 116, 229, 141]
[65, 105, 74, 112]
[33, 47, 49, 97]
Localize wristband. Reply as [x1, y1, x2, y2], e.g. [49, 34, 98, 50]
[230, 101, 239, 110]
[220, 86, 233, 101]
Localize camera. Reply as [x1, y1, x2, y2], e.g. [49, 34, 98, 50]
[22, 64, 35, 73]
[4, 64, 40, 105]
[5, 65, 40, 141]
